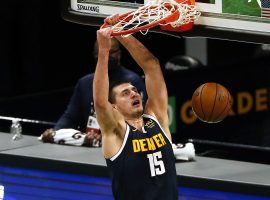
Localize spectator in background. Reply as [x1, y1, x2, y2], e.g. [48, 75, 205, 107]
[40, 38, 147, 147]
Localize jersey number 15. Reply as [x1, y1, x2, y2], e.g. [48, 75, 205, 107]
[147, 151, 165, 177]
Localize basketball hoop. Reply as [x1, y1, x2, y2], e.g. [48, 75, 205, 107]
[101, 0, 201, 36]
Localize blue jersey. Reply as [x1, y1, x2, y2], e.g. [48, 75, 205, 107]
[106, 114, 178, 200]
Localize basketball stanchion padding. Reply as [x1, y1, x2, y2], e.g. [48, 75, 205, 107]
[191, 82, 233, 123]
[101, 0, 201, 36]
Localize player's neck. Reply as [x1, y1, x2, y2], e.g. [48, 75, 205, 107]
[126, 116, 143, 131]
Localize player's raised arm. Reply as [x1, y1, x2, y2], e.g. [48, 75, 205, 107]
[93, 28, 123, 137]
[93, 28, 113, 131]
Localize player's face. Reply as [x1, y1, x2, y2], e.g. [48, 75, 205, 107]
[112, 83, 143, 118]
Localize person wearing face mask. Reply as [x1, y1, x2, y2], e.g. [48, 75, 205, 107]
[40, 38, 147, 147]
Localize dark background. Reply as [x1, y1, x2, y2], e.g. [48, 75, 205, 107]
[0, 0, 186, 133]
[1, 0, 270, 163]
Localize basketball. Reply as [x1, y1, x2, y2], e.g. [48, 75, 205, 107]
[191, 82, 233, 123]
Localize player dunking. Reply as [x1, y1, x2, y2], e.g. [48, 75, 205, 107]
[93, 14, 178, 200]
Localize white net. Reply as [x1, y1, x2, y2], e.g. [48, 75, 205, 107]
[111, 0, 201, 36]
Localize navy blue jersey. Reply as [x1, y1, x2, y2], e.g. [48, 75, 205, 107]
[106, 114, 178, 200]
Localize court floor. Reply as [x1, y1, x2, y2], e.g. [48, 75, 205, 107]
[1, 165, 270, 200]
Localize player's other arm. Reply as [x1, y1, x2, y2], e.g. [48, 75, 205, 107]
[118, 36, 168, 122]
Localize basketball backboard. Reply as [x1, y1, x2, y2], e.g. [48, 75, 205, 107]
[62, 0, 270, 43]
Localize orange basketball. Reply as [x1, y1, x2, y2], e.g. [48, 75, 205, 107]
[191, 82, 233, 123]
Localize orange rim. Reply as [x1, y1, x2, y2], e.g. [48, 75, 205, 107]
[101, 4, 180, 36]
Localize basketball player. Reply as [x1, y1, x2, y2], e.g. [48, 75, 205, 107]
[93, 14, 178, 200]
